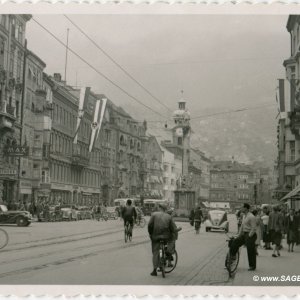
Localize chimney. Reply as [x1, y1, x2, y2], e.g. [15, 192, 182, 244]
[53, 73, 62, 82]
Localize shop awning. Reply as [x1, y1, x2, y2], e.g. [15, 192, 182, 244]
[281, 185, 300, 201]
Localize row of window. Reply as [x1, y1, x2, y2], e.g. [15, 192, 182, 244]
[50, 162, 101, 187]
[163, 177, 176, 185]
[163, 164, 175, 173]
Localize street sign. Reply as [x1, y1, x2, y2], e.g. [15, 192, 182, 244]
[4, 146, 29, 157]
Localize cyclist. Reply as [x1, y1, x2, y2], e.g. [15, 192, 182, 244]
[121, 199, 137, 237]
[148, 203, 177, 276]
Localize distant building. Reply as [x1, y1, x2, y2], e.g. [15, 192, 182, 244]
[209, 160, 256, 210]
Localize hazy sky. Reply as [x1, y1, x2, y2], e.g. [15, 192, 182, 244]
[26, 15, 289, 122]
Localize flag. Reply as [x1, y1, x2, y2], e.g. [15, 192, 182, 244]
[73, 87, 90, 144]
[278, 79, 285, 113]
[89, 99, 102, 152]
[88, 98, 107, 152]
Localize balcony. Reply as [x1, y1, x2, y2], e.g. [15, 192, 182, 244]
[71, 153, 89, 168]
[0, 101, 16, 130]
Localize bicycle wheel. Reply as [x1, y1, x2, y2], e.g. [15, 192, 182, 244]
[139, 218, 146, 228]
[159, 250, 165, 278]
[225, 251, 239, 277]
[125, 228, 128, 243]
[165, 250, 178, 273]
[0, 228, 8, 250]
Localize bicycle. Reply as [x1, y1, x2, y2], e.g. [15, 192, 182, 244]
[124, 221, 132, 243]
[158, 240, 178, 278]
[135, 216, 146, 228]
[225, 235, 240, 278]
[0, 228, 9, 250]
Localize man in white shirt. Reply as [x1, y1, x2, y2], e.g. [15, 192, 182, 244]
[230, 203, 257, 271]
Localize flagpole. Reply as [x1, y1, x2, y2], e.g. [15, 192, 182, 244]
[64, 28, 70, 84]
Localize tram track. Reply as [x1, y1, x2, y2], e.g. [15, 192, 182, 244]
[0, 227, 194, 281]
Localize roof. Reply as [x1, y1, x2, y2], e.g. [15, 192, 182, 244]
[211, 160, 254, 173]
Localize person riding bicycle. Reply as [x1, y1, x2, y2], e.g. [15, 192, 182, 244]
[166, 208, 182, 267]
[121, 199, 137, 237]
[194, 206, 203, 233]
[148, 203, 177, 276]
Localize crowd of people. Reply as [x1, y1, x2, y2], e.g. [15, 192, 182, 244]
[234, 204, 300, 271]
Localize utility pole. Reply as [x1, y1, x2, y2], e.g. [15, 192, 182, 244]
[64, 28, 70, 84]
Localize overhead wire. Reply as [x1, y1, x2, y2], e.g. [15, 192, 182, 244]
[31, 17, 170, 120]
[63, 15, 173, 113]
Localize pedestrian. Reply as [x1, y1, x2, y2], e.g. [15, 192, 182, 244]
[236, 209, 244, 234]
[261, 206, 271, 249]
[252, 209, 262, 255]
[194, 206, 203, 234]
[189, 208, 195, 227]
[230, 203, 257, 271]
[165, 208, 182, 267]
[148, 203, 176, 276]
[268, 206, 285, 257]
[285, 208, 299, 252]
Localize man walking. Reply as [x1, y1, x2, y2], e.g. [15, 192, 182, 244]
[230, 203, 257, 271]
[148, 203, 177, 276]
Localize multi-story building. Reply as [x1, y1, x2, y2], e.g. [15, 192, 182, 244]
[274, 15, 300, 210]
[19, 49, 47, 205]
[108, 104, 146, 201]
[209, 160, 256, 210]
[0, 14, 32, 206]
[141, 134, 164, 199]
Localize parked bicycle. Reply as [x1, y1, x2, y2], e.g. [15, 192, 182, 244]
[0, 228, 9, 250]
[124, 221, 132, 243]
[225, 235, 240, 277]
[158, 239, 178, 278]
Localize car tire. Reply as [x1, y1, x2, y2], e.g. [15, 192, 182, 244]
[16, 216, 27, 227]
[25, 222, 31, 227]
[206, 227, 210, 232]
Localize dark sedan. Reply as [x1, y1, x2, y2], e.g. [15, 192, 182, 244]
[0, 204, 32, 226]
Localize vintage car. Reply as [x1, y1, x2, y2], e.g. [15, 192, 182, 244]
[60, 205, 80, 221]
[77, 206, 92, 220]
[0, 204, 32, 226]
[106, 207, 118, 220]
[204, 209, 229, 232]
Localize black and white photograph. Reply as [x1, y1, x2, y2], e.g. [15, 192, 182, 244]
[0, 12, 299, 288]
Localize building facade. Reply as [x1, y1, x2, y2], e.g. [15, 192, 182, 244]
[0, 14, 32, 205]
[274, 15, 300, 210]
[209, 160, 256, 210]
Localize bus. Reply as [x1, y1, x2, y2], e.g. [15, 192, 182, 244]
[143, 199, 169, 216]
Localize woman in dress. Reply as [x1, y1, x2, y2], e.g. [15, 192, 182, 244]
[261, 206, 271, 249]
[285, 209, 299, 252]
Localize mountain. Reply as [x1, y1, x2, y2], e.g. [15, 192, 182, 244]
[145, 106, 278, 168]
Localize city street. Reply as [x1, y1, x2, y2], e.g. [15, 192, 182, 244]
[0, 215, 237, 285]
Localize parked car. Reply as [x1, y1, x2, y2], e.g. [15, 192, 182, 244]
[61, 205, 80, 221]
[77, 206, 92, 220]
[204, 209, 229, 232]
[106, 207, 118, 220]
[0, 204, 32, 226]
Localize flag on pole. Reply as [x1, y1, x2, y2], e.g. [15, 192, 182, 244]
[88, 98, 107, 152]
[73, 87, 90, 144]
[89, 99, 102, 152]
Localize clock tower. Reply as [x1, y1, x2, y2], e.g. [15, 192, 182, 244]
[172, 95, 191, 176]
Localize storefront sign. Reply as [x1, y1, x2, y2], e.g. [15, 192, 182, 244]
[4, 146, 29, 157]
[0, 169, 17, 177]
[20, 180, 32, 194]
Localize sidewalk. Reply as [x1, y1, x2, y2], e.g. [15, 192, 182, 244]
[232, 241, 300, 286]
